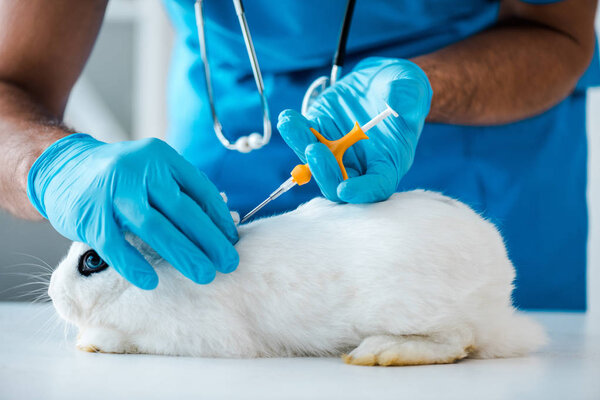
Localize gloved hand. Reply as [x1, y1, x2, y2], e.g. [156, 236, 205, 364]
[27, 134, 239, 289]
[278, 57, 432, 203]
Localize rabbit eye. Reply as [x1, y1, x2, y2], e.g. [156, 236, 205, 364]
[78, 250, 109, 276]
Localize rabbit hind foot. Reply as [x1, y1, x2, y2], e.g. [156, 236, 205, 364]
[343, 330, 474, 366]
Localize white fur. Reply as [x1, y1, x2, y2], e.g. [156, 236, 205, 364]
[48, 190, 546, 365]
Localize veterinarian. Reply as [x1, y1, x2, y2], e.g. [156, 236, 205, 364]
[0, 0, 596, 310]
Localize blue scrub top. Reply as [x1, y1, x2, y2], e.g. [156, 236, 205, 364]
[163, 0, 599, 311]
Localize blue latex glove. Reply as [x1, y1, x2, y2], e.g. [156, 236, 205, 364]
[27, 134, 239, 289]
[278, 57, 432, 203]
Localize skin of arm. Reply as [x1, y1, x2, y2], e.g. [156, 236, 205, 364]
[0, 0, 108, 219]
[0, 0, 596, 219]
[413, 0, 598, 125]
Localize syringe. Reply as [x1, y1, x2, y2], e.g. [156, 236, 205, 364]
[241, 104, 399, 223]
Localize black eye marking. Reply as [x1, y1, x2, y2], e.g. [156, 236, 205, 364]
[78, 250, 109, 277]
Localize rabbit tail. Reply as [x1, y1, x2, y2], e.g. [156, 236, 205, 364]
[472, 311, 547, 358]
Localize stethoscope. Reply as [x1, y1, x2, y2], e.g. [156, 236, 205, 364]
[194, 0, 356, 153]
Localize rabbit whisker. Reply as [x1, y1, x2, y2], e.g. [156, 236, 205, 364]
[10, 252, 53, 269]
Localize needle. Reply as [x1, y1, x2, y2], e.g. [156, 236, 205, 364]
[241, 177, 296, 223]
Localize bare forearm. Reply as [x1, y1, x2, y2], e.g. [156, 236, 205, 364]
[412, 0, 596, 125]
[0, 82, 72, 219]
[0, 0, 108, 219]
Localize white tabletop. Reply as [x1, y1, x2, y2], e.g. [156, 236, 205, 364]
[0, 303, 599, 400]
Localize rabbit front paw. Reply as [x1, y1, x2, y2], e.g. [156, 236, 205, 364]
[76, 327, 137, 354]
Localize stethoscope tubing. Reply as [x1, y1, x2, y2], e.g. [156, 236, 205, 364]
[331, 0, 356, 84]
[302, 0, 356, 116]
[196, 0, 356, 153]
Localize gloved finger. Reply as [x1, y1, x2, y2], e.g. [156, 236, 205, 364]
[169, 159, 239, 244]
[305, 142, 343, 202]
[337, 161, 397, 204]
[277, 109, 317, 162]
[93, 222, 159, 290]
[149, 185, 239, 274]
[118, 207, 217, 284]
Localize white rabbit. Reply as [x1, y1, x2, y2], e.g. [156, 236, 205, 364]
[48, 190, 546, 366]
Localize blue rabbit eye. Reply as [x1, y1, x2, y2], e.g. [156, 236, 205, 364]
[85, 254, 103, 268]
[78, 250, 109, 276]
